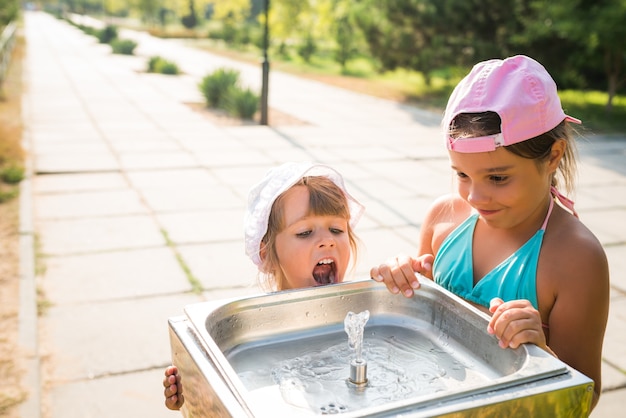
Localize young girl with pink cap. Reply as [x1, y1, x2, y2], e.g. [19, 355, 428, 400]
[163, 161, 364, 410]
[371, 55, 609, 412]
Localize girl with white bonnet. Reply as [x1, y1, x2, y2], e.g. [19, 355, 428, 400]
[164, 161, 364, 410]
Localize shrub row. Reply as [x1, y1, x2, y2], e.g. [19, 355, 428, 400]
[70, 21, 137, 56]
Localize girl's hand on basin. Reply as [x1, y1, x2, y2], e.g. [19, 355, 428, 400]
[487, 298, 550, 353]
[370, 254, 433, 297]
[163, 365, 184, 410]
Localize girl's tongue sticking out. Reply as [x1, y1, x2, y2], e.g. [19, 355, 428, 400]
[313, 259, 336, 285]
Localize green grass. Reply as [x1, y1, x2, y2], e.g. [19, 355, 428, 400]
[560, 90, 626, 134]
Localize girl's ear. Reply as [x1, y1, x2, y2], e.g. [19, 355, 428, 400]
[548, 139, 566, 172]
[259, 244, 267, 265]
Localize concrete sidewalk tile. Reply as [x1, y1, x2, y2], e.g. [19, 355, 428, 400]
[591, 388, 626, 417]
[365, 160, 453, 198]
[139, 184, 243, 213]
[174, 132, 248, 150]
[29, 127, 102, 145]
[41, 247, 192, 304]
[32, 141, 112, 157]
[33, 172, 127, 194]
[39, 293, 203, 383]
[357, 199, 422, 230]
[606, 246, 626, 293]
[581, 184, 626, 208]
[357, 228, 420, 270]
[177, 242, 259, 290]
[170, 132, 238, 150]
[211, 165, 277, 188]
[126, 167, 217, 189]
[578, 161, 626, 186]
[107, 137, 183, 153]
[118, 150, 199, 170]
[33, 153, 120, 174]
[372, 196, 431, 228]
[156, 209, 244, 245]
[194, 148, 271, 167]
[602, 296, 626, 372]
[34, 189, 148, 219]
[96, 123, 170, 137]
[47, 369, 174, 418]
[36, 215, 166, 256]
[583, 209, 626, 246]
[354, 177, 424, 200]
[600, 361, 626, 392]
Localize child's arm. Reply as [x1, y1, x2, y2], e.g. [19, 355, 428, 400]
[541, 235, 609, 410]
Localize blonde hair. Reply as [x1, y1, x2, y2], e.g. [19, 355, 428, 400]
[257, 176, 359, 292]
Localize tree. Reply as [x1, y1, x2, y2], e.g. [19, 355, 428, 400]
[522, 0, 626, 111]
[352, 0, 525, 79]
[181, 0, 198, 28]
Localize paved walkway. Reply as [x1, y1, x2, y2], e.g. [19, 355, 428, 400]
[18, 11, 626, 417]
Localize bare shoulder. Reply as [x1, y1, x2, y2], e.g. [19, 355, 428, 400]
[427, 194, 470, 220]
[542, 207, 609, 287]
[422, 194, 471, 254]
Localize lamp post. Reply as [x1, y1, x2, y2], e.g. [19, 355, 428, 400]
[260, 0, 270, 125]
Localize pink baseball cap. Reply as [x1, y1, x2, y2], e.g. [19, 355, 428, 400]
[443, 55, 581, 153]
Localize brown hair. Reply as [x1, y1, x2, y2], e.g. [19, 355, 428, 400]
[449, 112, 578, 195]
[258, 176, 359, 291]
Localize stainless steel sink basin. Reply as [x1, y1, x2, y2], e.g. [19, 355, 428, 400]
[169, 277, 593, 417]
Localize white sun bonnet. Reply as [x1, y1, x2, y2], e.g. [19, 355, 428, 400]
[244, 162, 365, 267]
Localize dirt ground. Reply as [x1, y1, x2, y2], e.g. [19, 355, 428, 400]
[0, 24, 25, 416]
[0, 198, 25, 417]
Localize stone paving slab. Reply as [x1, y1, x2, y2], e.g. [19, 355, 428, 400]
[602, 296, 626, 374]
[34, 189, 148, 219]
[176, 242, 260, 290]
[46, 367, 178, 418]
[39, 293, 203, 383]
[36, 215, 166, 256]
[33, 172, 128, 193]
[605, 246, 626, 292]
[155, 209, 246, 245]
[41, 247, 192, 304]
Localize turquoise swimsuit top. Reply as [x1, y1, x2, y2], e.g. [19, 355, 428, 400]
[432, 198, 554, 310]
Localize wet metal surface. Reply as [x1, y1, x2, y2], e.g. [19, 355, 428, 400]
[171, 279, 593, 417]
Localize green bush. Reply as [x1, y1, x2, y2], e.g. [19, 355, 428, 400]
[147, 56, 162, 72]
[198, 68, 240, 108]
[147, 56, 180, 75]
[97, 25, 118, 44]
[0, 165, 22, 204]
[0, 164, 24, 184]
[159, 61, 180, 75]
[111, 39, 137, 55]
[224, 86, 259, 119]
